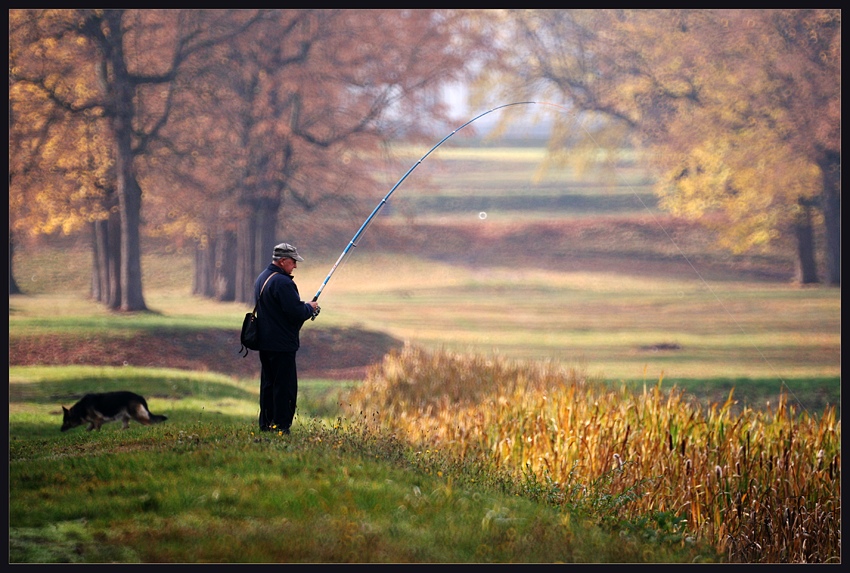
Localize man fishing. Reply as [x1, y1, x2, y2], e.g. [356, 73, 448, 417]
[254, 242, 319, 434]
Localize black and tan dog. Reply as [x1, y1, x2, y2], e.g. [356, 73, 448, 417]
[61, 391, 167, 432]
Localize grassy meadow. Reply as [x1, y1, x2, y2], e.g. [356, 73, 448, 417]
[10, 366, 722, 563]
[9, 143, 841, 563]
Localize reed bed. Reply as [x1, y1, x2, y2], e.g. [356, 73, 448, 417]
[343, 344, 841, 563]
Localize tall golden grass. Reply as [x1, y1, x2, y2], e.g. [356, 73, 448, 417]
[343, 344, 841, 563]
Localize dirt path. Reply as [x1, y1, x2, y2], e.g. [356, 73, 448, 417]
[9, 326, 403, 381]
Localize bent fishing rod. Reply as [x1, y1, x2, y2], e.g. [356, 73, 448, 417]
[305, 99, 814, 426]
[310, 101, 539, 319]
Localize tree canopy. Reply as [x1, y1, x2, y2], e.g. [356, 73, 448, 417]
[476, 9, 840, 284]
[10, 9, 484, 306]
[11, 9, 839, 305]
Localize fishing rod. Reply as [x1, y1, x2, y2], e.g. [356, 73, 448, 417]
[310, 101, 538, 319]
[306, 99, 816, 424]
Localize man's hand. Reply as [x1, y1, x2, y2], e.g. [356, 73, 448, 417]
[308, 300, 321, 320]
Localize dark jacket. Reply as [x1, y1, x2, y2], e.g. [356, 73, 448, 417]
[254, 264, 314, 352]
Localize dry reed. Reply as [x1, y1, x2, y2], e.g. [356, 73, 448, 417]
[343, 344, 841, 563]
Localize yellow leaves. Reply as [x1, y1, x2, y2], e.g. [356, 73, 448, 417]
[11, 89, 114, 237]
[617, 76, 654, 104]
[655, 116, 822, 254]
[73, 76, 101, 101]
[491, 10, 836, 266]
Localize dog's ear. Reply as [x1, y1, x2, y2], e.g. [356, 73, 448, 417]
[62, 406, 69, 413]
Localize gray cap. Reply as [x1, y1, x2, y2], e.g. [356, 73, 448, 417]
[272, 242, 304, 262]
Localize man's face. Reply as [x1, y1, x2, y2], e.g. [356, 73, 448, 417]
[279, 257, 297, 274]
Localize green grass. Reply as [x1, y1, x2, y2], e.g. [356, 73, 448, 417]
[619, 376, 840, 418]
[9, 365, 352, 428]
[297, 253, 840, 386]
[9, 295, 254, 334]
[377, 143, 657, 223]
[9, 367, 720, 563]
[12, 236, 840, 413]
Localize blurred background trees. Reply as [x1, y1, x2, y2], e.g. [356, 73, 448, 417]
[474, 9, 840, 285]
[10, 9, 481, 307]
[139, 10, 482, 304]
[9, 9, 840, 311]
[10, 10, 269, 310]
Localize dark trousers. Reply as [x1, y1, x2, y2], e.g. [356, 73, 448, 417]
[258, 350, 298, 432]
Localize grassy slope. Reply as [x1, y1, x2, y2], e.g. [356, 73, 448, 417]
[9, 144, 840, 562]
[9, 367, 721, 563]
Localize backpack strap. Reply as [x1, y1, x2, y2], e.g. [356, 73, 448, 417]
[255, 272, 279, 312]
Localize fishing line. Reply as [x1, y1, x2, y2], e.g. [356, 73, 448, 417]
[311, 101, 536, 306]
[313, 100, 812, 415]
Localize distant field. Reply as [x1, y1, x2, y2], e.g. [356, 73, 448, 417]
[297, 253, 839, 404]
[11, 144, 839, 416]
[373, 144, 657, 224]
[11, 248, 840, 417]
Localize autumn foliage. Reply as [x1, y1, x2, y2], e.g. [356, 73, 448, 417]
[478, 9, 840, 285]
[10, 9, 483, 308]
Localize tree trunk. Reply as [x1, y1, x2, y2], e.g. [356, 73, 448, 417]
[106, 207, 122, 309]
[235, 214, 257, 305]
[106, 10, 147, 312]
[214, 229, 237, 301]
[793, 199, 819, 284]
[115, 167, 147, 311]
[193, 230, 237, 301]
[9, 226, 22, 295]
[91, 199, 122, 310]
[193, 240, 215, 297]
[92, 219, 108, 302]
[235, 196, 281, 305]
[818, 150, 840, 286]
[256, 199, 280, 273]
[192, 247, 203, 296]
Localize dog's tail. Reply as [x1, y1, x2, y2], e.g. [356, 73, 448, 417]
[133, 398, 167, 425]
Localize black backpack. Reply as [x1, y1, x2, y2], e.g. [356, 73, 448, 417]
[239, 272, 278, 357]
